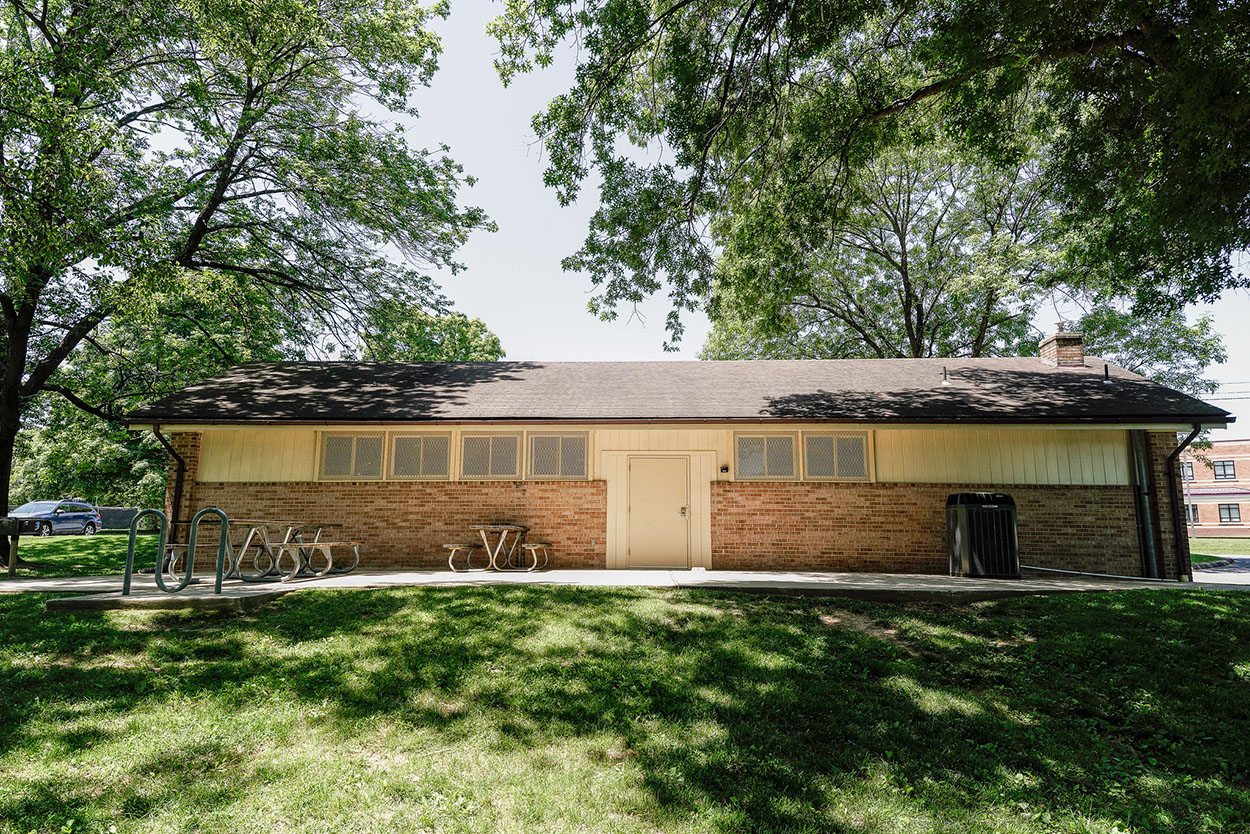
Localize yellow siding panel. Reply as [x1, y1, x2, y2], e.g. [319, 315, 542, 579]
[871, 428, 1129, 485]
[195, 424, 1129, 487]
[198, 430, 317, 482]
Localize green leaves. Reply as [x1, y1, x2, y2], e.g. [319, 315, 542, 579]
[493, 0, 1250, 341]
[0, 0, 494, 502]
[359, 301, 505, 362]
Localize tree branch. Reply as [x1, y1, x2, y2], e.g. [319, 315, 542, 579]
[865, 28, 1157, 122]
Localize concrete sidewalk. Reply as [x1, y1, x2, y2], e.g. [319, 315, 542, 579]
[5, 567, 1244, 613]
[1194, 555, 1250, 585]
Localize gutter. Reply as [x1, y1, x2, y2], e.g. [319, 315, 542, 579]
[1166, 424, 1202, 581]
[126, 414, 1234, 429]
[151, 426, 185, 544]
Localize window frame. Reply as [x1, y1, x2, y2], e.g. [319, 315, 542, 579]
[458, 432, 524, 481]
[387, 432, 452, 481]
[1186, 503, 1200, 524]
[800, 431, 873, 483]
[732, 432, 800, 481]
[317, 431, 386, 481]
[1218, 503, 1242, 524]
[1181, 461, 1194, 481]
[525, 432, 590, 481]
[1213, 460, 1237, 480]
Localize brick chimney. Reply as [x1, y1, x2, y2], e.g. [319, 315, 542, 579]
[1039, 322, 1085, 367]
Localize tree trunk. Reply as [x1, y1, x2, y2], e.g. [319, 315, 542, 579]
[0, 299, 32, 573]
[0, 402, 19, 576]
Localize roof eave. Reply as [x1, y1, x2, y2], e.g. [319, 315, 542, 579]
[128, 413, 1233, 430]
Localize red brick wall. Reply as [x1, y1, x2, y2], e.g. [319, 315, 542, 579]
[1144, 431, 1188, 579]
[165, 429, 1189, 577]
[710, 482, 1142, 575]
[1191, 503, 1250, 536]
[1181, 438, 1250, 538]
[187, 478, 607, 569]
[164, 432, 201, 525]
[1039, 332, 1085, 366]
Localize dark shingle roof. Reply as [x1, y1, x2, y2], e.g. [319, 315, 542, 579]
[125, 359, 1233, 426]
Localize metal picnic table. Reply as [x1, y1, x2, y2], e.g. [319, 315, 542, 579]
[168, 518, 354, 582]
[469, 523, 529, 571]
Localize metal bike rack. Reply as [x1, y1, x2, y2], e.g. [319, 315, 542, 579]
[121, 507, 232, 595]
[123, 509, 172, 595]
[185, 507, 231, 594]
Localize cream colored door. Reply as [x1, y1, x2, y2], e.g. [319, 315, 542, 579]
[627, 456, 690, 568]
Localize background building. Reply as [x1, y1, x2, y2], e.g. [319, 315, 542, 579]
[1182, 439, 1250, 537]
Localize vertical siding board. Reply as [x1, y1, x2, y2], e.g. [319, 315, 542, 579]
[1010, 431, 1027, 484]
[1064, 432, 1082, 485]
[875, 431, 892, 481]
[908, 431, 923, 482]
[941, 430, 956, 483]
[934, 430, 947, 483]
[985, 430, 1002, 484]
[1025, 431, 1041, 484]
[200, 433, 219, 481]
[1079, 434, 1096, 484]
[229, 431, 245, 481]
[1097, 432, 1112, 484]
[192, 424, 1133, 488]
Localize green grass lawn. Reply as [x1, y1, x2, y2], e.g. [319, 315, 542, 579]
[2, 587, 1248, 834]
[1190, 538, 1250, 562]
[16, 534, 1248, 577]
[7, 531, 155, 577]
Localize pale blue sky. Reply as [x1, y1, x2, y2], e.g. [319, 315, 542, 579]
[406, 4, 1248, 434]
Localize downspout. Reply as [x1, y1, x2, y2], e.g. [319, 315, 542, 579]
[151, 426, 185, 544]
[1129, 431, 1161, 579]
[1166, 424, 1202, 582]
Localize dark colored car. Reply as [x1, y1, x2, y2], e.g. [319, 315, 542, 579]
[10, 500, 102, 536]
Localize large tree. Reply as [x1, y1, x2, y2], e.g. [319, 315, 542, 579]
[703, 139, 1056, 360]
[700, 135, 1226, 394]
[10, 294, 507, 511]
[490, 0, 1250, 343]
[359, 301, 505, 362]
[0, 0, 490, 522]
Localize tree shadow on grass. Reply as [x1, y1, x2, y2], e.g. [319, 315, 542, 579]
[3, 587, 1249, 832]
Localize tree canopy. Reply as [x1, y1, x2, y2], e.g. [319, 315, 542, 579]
[360, 301, 505, 362]
[703, 138, 1056, 360]
[491, 0, 1250, 342]
[0, 0, 492, 510]
[699, 133, 1226, 395]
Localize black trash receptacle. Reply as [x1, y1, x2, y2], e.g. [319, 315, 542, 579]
[946, 493, 1020, 578]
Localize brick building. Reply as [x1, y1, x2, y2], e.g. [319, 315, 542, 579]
[1181, 439, 1250, 537]
[128, 329, 1232, 580]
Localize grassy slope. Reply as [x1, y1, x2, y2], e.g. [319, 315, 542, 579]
[1190, 538, 1250, 560]
[1, 587, 1248, 834]
[15, 534, 1247, 577]
[8, 532, 156, 577]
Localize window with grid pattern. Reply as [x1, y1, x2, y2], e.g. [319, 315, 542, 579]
[1186, 504, 1200, 524]
[319, 433, 384, 480]
[802, 432, 871, 481]
[388, 434, 450, 480]
[1214, 460, 1237, 480]
[460, 434, 520, 479]
[527, 433, 588, 479]
[1219, 504, 1242, 524]
[734, 434, 797, 480]
[1181, 461, 1194, 481]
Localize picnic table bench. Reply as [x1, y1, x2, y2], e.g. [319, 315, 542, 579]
[452, 525, 552, 572]
[164, 518, 359, 583]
